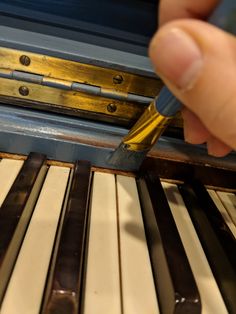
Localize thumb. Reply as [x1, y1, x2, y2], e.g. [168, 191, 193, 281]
[149, 20, 236, 150]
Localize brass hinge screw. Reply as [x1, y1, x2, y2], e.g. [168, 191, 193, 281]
[107, 103, 117, 113]
[19, 86, 29, 96]
[20, 55, 31, 66]
[113, 75, 123, 84]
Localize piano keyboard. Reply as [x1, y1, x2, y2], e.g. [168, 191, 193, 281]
[0, 153, 235, 314]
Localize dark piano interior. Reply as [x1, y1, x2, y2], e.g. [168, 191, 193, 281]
[0, 0, 158, 55]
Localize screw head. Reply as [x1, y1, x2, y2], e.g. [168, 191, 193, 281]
[113, 75, 123, 84]
[19, 86, 29, 96]
[107, 103, 117, 113]
[20, 55, 31, 66]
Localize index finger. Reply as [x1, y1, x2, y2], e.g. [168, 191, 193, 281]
[159, 0, 220, 26]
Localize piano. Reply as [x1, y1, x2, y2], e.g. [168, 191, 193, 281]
[0, 1, 235, 313]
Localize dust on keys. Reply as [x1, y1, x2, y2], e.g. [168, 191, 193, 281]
[0, 153, 235, 314]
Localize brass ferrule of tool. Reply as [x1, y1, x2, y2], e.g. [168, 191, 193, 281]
[122, 100, 172, 152]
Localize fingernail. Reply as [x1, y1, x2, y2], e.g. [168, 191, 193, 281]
[207, 138, 232, 157]
[150, 28, 203, 90]
[183, 117, 193, 143]
[184, 126, 194, 144]
[183, 110, 197, 144]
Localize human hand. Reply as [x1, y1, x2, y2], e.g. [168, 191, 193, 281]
[149, 0, 236, 157]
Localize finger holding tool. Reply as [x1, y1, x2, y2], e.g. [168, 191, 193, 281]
[107, 0, 236, 171]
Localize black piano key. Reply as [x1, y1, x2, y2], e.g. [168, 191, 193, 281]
[191, 181, 236, 268]
[179, 183, 236, 313]
[137, 173, 201, 314]
[0, 152, 47, 303]
[42, 160, 92, 314]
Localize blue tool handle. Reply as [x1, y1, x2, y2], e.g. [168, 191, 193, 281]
[209, 0, 236, 34]
[155, 0, 236, 117]
[154, 86, 182, 117]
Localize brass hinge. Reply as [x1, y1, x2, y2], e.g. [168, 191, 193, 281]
[0, 47, 164, 126]
[0, 68, 153, 104]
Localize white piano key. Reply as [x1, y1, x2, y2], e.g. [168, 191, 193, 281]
[216, 191, 236, 226]
[83, 172, 121, 314]
[0, 165, 70, 314]
[0, 159, 23, 207]
[208, 189, 236, 239]
[162, 182, 228, 314]
[116, 175, 159, 314]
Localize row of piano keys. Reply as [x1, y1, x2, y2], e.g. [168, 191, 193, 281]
[0, 152, 235, 314]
